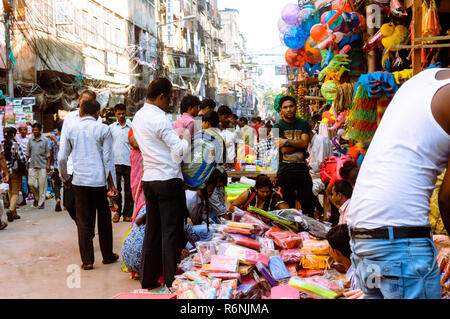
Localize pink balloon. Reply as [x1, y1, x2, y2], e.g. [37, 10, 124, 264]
[281, 3, 301, 25]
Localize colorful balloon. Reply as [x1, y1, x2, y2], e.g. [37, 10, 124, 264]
[304, 37, 322, 64]
[284, 26, 307, 50]
[321, 80, 339, 103]
[332, 0, 354, 13]
[310, 24, 328, 42]
[278, 17, 293, 33]
[323, 10, 343, 30]
[300, 7, 320, 34]
[281, 3, 301, 25]
[285, 48, 307, 68]
[279, 33, 286, 45]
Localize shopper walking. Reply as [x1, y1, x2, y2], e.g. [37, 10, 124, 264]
[347, 68, 450, 299]
[59, 99, 119, 270]
[15, 124, 31, 206]
[110, 103, 133, 223]
[48, 121, 63, 212]
[273, 96, 315, 217]
[60, 90, 98, 223]
[0, 144, 9, 230]
[2, 127, 26, 222]
[26, 123, 51, 209]
[132, 78, 189, 291]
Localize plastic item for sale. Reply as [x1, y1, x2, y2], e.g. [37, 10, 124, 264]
[305, 275, 343, 291]
[244, 251, 270, 266]
[227, 221, 255, 230]
[256, 262, 278, 287]
[297, 269, 325, 277]
[344, 289, 363, 299]
[274, 209, 331, 239]
[222, 243, 258, 263]
[301, 255, 333, 270]
[286, 263, 298, 277]
[238, 264, 254, 276]
[301, 239, 331, 255]
[218, 280, 238, 299]
[259, 237, 275, 250]
[260, 248, 280, 257]
[248, 206, 299, 232]
[179, 255, 195, 272]
[232, 236, 261, 250]
[298, 231, 316, 241]
[266, 227, 303, 249]
[196, 241, 217, 265]
[269, 256, 291, 280]
[183, 271, 208, 283]
[265, 285, 301, 299]
[288, 277, 342, 299]
[281, 249, 304, 263]
[240, 213, 271, 235]
[210, 255, 239, 273]
[438, 254, 448, 272]
[223, 227, 253, 235]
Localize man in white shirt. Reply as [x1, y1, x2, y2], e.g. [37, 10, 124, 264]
[132, 78, 189, 291]
[59, 90, 98, 223]
[329, 180, 353, 225]
[110, 103, 133, 223]
[218, 105, 237, 168]
[15, 125, 31, 206]
[59, 99, 119, 271]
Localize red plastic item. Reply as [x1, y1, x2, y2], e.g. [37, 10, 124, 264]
[281, 249, 304, 263]
[297, 269, 325, 277]
[363, 29, 383, 52]
[240, 213, 271, 235]
[244, 251, 269, 266]
[266, 228, 303, 249]
[232, 236, 261, 250]
[285, 263, 298, 277]
[223, 227, 253, 235]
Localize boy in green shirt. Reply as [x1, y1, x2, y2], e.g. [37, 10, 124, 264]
[273, 96, 315, 217]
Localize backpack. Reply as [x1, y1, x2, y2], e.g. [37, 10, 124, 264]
[319, 154, 353, 185]
[182, 129, 226, 190]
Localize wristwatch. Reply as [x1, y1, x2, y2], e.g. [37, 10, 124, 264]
[284, 139, 291, 147]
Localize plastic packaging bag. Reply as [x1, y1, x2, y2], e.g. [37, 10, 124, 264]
[218, 279, 238, 299]
[210, 255, 239, 273]
[297, 269, 325, 277]
[285, 263, 298, 277]
[273, 209, 331, 239]
[196, 241, 217, 265]
[240, 212, 271, 235]
[256, 262, 278, 287]
[288, 277, 341, 299]
[232, 236, 261, 250]
[221, 243, 258, 263]
[301, 255, 334, 270]
[301, 239, 330, 255]
[259, 237, 275, 250]
[281, 249, 304, 263]
[243, 251, 270, 266]
[266, 227, 303, 249]
[269, 256, 291, 280]
[260, 248, 280, 257]
[179, 255, 195, 272]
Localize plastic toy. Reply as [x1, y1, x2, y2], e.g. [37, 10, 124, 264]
[284, 26, 307, 50]
[285, 47, 307, 68]
[281, 3, 301, 25]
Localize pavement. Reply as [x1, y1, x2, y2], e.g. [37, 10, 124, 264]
[0, 197, 142, 299]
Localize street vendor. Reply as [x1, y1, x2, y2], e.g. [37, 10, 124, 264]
[229, 174, 289, 212]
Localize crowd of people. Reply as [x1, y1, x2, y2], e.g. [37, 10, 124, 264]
[0, 68, 449, 299]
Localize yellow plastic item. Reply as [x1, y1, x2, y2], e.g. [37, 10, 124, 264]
[301, 255, 334, 270]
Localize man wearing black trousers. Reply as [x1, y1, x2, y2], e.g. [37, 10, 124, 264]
[110, 103, 133, 223]
[132, 78, 189, 291]
[59, 90, 98, 224]
[273, 96, 315, 218]
[59, 99, 119, 270]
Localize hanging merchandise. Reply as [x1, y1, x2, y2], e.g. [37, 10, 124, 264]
[379, 23, 409, 71]
[422, 0, 442, 41]
[334, 82, 355, 112]
[281, 3, 302, 25]
[285, 48, 308, 68]
[390, 0, 407, 17]
[274, 94, 284, 113]
[304, 37, 323, 64]
[321, 80, 340, 103]
[284, 26, 308, 50]
[318, 53, 351, 81]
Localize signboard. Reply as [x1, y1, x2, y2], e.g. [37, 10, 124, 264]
[1, 97, 35, 129]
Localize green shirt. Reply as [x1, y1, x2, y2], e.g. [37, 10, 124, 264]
[273, 117, 310, 175]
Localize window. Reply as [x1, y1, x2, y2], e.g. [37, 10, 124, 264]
[81, 10, 89, 42]
[92, 16, 99, 43]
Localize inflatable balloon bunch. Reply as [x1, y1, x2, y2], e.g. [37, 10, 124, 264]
[279, 3, 322, 73]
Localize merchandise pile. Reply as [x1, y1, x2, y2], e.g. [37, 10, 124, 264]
[171, 207, 363, 299]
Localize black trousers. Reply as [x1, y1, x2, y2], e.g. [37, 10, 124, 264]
[278, 169, 315, 218]
[51, 169, 62, 201]
[63, 183, 77, 223]
[73, 185, 114, 265]
[140, 178, 187, 288]
[115, 165, 134, 218]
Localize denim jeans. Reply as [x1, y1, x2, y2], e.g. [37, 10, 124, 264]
[350, 231, 441, 299]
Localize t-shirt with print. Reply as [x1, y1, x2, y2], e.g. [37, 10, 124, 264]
[273, 117, 310, 175]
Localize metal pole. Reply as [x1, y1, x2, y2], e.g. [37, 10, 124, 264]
[4, 0, 14, 97]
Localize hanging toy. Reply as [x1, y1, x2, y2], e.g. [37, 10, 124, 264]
[363, 29, 384, 52]
[318, 53, 350, 81]
[321, 80, 340, 104]
[380, 23, 408, 71]
[390, 0, 407, 17]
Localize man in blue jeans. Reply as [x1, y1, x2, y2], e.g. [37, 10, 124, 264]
[346, 68, 450, 299]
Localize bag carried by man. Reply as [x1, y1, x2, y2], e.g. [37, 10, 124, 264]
[319, 154, 353, 185]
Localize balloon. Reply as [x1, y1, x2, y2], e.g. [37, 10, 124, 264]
[300, 7, 320, 34]
[304, 37, 322, 64]
[350, 12, 360, 30]
[278, 17, 293, 33]
[285, 48, 307, 68]
[332, 0, 354, 13]
[284, 26, 307, 50]
[281, 3, 301, 25]
[310, 24, 328, 42]
[324, 10, 343, 29]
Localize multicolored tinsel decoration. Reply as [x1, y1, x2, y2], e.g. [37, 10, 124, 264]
[296, 84, 309, 120]
[377, 95, 391, 125]
[345, 84, 378, 143]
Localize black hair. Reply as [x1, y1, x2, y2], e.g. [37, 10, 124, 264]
[326, 224, 352, 259]
[217, 105, 232, 116]
[239, 117, 248, 125]
[81, 99, 101, 115]
[200, 98, 216, 110]
[279, 96, 297, 108]
[230, 114, 238, 120]
[180, 94, 201, 113]
[255, 174, 273, 190]
[333, 180, 353, 199]
[256, 116, 262, 123]
[348, 167, 360, 187]
[3, 127, 17, 162]
[56, 119, 63, 132]
[80, 89, 96, 100]
[32, 122, 42, 130]
[202, 111, 219, 128]
[311, 113, 322, 122]
[339, 161, 358, 181]
[114, 103, 126, 113]
[146, 78, 172, 100]
[251, 117, 257, 123]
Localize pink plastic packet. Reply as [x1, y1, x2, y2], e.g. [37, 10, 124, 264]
[210, 255, 239, 273]
[244, 251, 269, 266]
[281, 249, 304, 263]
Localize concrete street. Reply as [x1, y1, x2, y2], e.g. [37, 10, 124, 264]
[0, 197, 141, 299]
